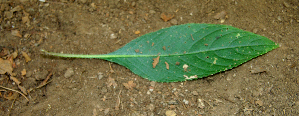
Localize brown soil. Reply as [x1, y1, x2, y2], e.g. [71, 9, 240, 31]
[0, 0, 298, 115]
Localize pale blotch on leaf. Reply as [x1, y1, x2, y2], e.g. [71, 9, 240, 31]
[213, 57, 218, 64]
[184, 75, 197, 80]
[236, 33, 241, 38]
[183, 64, 188, 71]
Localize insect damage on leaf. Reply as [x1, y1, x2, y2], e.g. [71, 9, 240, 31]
[184, 75, 198, 80]
[183, 64, 188, 71]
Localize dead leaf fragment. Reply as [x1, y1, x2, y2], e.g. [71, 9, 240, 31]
[250, 67, 267, 74]
[152, 56, 160, 68]
[0, 58, 13, 74]
[213, 11, 227, 19]
[21, 51, 31, 62]
[165, 62, 169, 70]
[21, 69, 26, 76]
[9, 50, 18, 59]
[18, 85, 27, 95]
[123, 81, 136, 90]
[11, 30, 22, 37]
[135, 30, 140, 34]
[107, 77, 117, 88]
[104, 108, 110, 115]
[175, 62, 180, 65]
[4, 92, 18, 100]
[10, 76, 21, 85]
[161, 13, 174, 22]
[22, 16, 29, 24]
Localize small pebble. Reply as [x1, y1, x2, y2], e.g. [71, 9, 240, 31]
[253, 28, 258, 33]
[150, 81, 156, 87]
[98, 72, 103, 80]
[197, 98, 205, 109]
[192, 91, 198, 96]
[183, 99, 189, 105]
[64, 68, 74, 78]
[277, 16, 282, 21]
[35, 70, 48, 80]
[4, 11, 13, 19]
[147, 104, 155, 111]
[149, 10, 156, 14]
[170, 19, 178, 25]
[101, 87, 107, 93]
[168, 100, 178, 105]
[165, 110, 176, 116]
[255, 100, 263, 106]
[131, 2, 136, 7]
[110, 33, 117, 39]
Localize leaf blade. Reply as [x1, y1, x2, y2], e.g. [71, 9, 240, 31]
[103, 24, 278, 82]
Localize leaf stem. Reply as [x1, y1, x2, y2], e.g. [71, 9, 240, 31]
[40, 49, 156, 58]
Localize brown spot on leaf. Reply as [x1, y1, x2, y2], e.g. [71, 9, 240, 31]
[165, 62, 169, 70]
[175, 62, 180, 65]
[152, 42, 155, 46]
[135, 49, 140, 53]
[152, 56, 160, 68]
[163, 46, 166, 51]
[160, 13, 174, 22]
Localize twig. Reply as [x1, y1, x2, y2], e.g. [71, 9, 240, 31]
[0, 85, 29, 101]
[115, 90, 122, 110]
[109, 62, 115, 73]
[37, 72, 53, 88]
[11, 99, 16, 108]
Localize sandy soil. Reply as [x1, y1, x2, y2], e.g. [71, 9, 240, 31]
[0, 0, 298, 115]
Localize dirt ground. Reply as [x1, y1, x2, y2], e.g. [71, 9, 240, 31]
[0, 0, 298, 115]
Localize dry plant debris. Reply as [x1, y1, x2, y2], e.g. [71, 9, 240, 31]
[123, 81, 136, 90]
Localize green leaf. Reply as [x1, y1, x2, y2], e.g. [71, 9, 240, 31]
[41, 23, 279, 82]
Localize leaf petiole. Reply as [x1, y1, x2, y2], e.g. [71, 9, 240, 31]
[40, 49, 156, 58]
